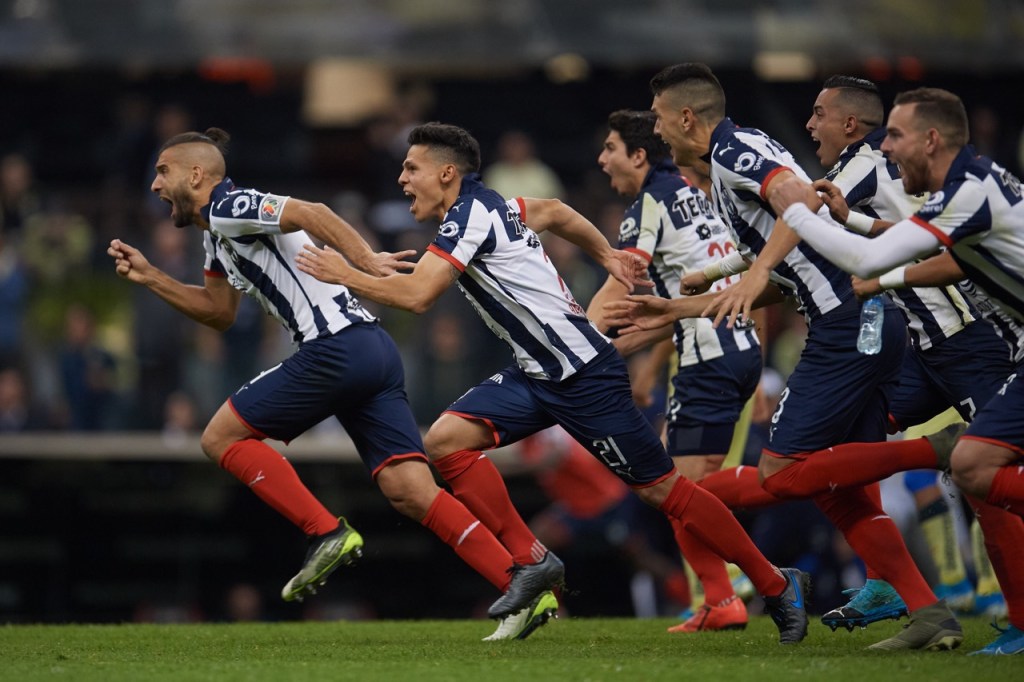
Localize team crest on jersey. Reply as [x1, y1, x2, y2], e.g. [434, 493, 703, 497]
[619, 216, 639, 241]
[734, 152, 763, 173]
[1001, 169, 1021, 197]
[260, 196, 280, 221]
[439, 220, 460, 237]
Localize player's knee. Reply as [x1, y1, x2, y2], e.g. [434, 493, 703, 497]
[376, 461, 439, 520]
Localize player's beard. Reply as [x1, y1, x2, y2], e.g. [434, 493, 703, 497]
[167, 186, 196, 228]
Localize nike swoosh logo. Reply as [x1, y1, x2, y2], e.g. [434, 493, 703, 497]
[787, 573, 804, 609]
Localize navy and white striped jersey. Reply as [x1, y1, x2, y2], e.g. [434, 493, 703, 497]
[958, 278, 1024, 364]
[426, 175, 610, 382]
[912, 147, 1024, 329]
[708, 118, 853, 322]
[617, 159, 759, 367]
[827, 128, 974, 350]
[201, 178, 375, 345]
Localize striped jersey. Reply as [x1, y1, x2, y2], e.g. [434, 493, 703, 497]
[957, 278, 1024, 364]
[201, 178, 375, 345]
[910, 147, 1024, 330]
[617, 159, 759, 367]
[426, 174, 610, 382]
[708, 118, 853, 322]
[826, 127, 974, 350]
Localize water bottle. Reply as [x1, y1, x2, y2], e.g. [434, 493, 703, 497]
[857, 295, 885, 355]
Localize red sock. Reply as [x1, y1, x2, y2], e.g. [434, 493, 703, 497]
[815, 485, 935, 611]
[421, 490, 514, 591]
[986, 466, 1024, 516]
[433, 450, 544, 564]
[762, 438, 938, 499]
[969, 497, 1024, 629]
[658, 476, 785, 598]
[220, 440, 338, 536]
[863, 483, 882, 581]
[700, 465, 782, 509]
[670, 516, 735, 605]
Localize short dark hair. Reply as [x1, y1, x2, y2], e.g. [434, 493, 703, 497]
[821, 75, 884, 128]
[649, 63, 726, 120]
[159, 127, 230, 156]
[607, 110, 670, 164]
[407, 122, 481, 174]
[893, 87, 969, 147]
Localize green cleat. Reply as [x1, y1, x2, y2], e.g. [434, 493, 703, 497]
[867, 599, 963, 651]
[281, 517, 364, 602]
[483, 591, 559, 641]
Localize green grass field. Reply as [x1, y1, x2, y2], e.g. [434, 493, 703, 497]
[0, 615, 1017, 681]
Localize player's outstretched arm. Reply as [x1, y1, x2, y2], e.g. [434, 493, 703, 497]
[521, 197, 650, 292]
[297, 245, 455, 314]
[108, 238, 241, 330]
[281, 199, 416, 276]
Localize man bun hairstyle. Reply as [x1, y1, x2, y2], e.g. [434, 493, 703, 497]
[159, 127, 231, 156]
[407, 122, 481, 174]
[893, 87, 969, 148]
[607, 110, 670, 164]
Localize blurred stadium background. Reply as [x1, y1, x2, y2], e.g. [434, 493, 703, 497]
[1, 0, 1022, 624]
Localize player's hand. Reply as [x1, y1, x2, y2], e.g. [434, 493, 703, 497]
[602, 295, 675, 334]
[768, 176, 819, 216]
[702, 267, 768, 329]
[604, 249, 652, 293]
[296, 244, 353, 284]
[851, 275, 883, 301]
[680, 271, 712, 296]
[371, 249, 417, 276]
[812, 179, 851, 225]
[108, 239, 152, 285]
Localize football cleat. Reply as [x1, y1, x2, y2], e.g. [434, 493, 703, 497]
[487, 551, 565, 619]
[763, 567, 810, 644]
[281, 517, 364, 602]
[483, 590, 559, 641]
[867, 599, 963, 651]
[935, 578, 975, 614]
[667, 595, 748, 633]
[821, 579, 908, 631]
[968, 622, 1024, 656]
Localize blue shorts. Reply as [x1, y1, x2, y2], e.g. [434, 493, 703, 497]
[964, 363, 1024, 456]
[890, 320, 1015, 429]
[229, 322, 426, 476]
[667, 348, 762, 457]
[446, 347, 674, 486]
[768, 299, 904, 455]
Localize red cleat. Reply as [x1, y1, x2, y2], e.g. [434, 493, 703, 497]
[667, 595, 748, 633]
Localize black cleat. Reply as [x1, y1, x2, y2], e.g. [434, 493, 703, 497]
[763, 567, 811, 644]
[487, 551, 565, 619]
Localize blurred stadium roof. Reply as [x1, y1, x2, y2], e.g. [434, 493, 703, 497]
[1, 0, 1022, 73]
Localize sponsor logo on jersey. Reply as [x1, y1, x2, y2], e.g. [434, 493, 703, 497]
[439, 220, 460, 237]
[734, 152, 763, 173]
[232, 195, 252, 217]
[618, 216, 639, 241]
[919, 190, 945, 215]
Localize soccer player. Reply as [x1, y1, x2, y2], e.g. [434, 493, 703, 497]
[609, 64, 963, 651]
[588, 110, 760, 633]
[771, 87, 1024, 656]
[296, 122, 811, 645]
[107, 127, 554, 640]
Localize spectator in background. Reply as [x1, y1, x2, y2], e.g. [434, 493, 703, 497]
[0, 366, 50, 431]
[57, 304, 117, 431]
[0, 232, 29, 367]
[483, 130, 566, 201]
[0, 153, 40, 242]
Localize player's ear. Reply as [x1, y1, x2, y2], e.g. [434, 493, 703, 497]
[440, 163, 458, 183]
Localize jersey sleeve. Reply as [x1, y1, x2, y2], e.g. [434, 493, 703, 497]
[714, 131, 792, 201]
[201, 232, 227, 278]
[829, 150, 879, 210]
[209, 189, 291, 237]
[426, 200, 496, 272]
[616, 193, 659, 263]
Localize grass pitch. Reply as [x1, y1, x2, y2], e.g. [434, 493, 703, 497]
[0, 615, 1016, 681]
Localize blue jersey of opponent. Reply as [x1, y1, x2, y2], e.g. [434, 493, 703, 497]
[708, 118, 853, 322]
[201, 178, 375, 345]
[426, 174, 610, 382]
